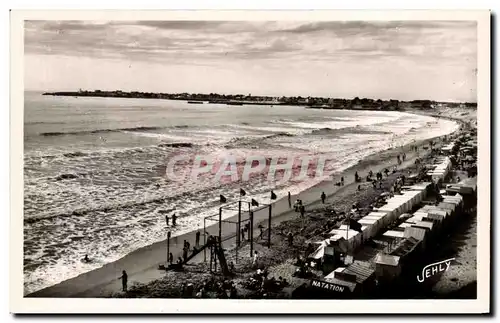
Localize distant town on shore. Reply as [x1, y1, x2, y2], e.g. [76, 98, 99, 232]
[42, 90, 477, 111]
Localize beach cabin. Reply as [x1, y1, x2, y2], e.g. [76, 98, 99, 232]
[397, 222, 413, 232]
[339, 260, 376, 295]
[387, 195, 413, 214]
[374, 253, 401, 283]
[357, 218, 379, 240]
[382, 230, 405, 252]
[403, 226, 428, 249]
[374, 204, 402, 225]
[389, 237, 422, 270]
[446, 177, 477, 196]
[423, 213, 445, 231]
[412, 221, 435, 240]
[364, 211, 389, 229]
[438, 202, 457, 218]
[329, 229, 362, 252]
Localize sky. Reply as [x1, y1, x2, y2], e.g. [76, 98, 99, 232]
[24, 20, 477, 102]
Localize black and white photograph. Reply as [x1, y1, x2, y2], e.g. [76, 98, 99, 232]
[10, 10, 490, 314]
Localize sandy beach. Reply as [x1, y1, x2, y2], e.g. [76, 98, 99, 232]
[28, 109, 465, 298]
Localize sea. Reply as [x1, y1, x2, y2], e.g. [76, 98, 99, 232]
[23, 91, 459, 294]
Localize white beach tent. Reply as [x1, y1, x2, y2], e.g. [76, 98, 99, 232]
[411, 211, 429, 222]
[310, 239, 332, 259]
[383, 230, 405, 239]
[330, 229, 362, 251]
[412, 221, 434, 233]
[404, 226, 427, 242]
[398, 222, 413, 230]
[375, 203, 403, 223]
[358, 219, 379, 240]
[364, 211, 390, 229]
[420, 205, 451, 217]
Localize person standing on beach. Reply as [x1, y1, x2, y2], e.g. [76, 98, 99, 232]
[341, 176, 344, 186]
[288, 192, 292, 208]
[195, 230, 201, 247]
[169, 252, 173, 265]
[172, 213, 177, 226]
[321, 192, 326, 204]
[258, 225, 264, 239]
[165, 214, 169, 226]
[183, 246, 188, 262]
[118, 270, 128, 292]
[252, 251, 259, 269]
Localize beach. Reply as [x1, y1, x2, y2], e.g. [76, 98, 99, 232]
[28, 110, 462, 298]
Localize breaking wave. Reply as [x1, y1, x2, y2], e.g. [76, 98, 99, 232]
[40, 126, 165, 137]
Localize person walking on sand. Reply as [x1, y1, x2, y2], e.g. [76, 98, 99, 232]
[258, 224, 264, 239]
[288, 232, 294, 247]
[118, 270, 128, 292]
[252, 251, 259, 269]
[288, 192, 292, 208]
[169, 252, 174, 265]
[172, 213, 177, 226]
[195, 230, 201, 247]
[321, 192, 326, 204]
[165, 214, 169, 226]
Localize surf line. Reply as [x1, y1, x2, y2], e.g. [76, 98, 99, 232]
[416, 258, 455, 283]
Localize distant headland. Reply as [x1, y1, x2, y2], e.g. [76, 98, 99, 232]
[42, 90, 477, 111]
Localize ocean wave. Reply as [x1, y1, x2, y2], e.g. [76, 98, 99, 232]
[310, 126, 393, 136]
[39, 126, 164, 137]
[157, 142, 194, 148]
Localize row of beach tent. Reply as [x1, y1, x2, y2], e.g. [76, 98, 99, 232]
[310, 182, 433, 258]
[426, 156, 452, 183]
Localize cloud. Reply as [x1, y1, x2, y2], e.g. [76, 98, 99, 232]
[24, 20, 477, 65]
[24, 20, 477, 101]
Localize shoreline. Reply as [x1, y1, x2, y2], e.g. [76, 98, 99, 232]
[26, 112, 462, 297]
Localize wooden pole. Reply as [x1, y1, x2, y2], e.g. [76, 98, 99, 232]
[268, 204, 272, 248]
[250, 210, 254, 257]
[237, 200, 242, 247]
[167, 231, 171, 265]
[219, 207, 222, 243]
[203, 218, 207, 262]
